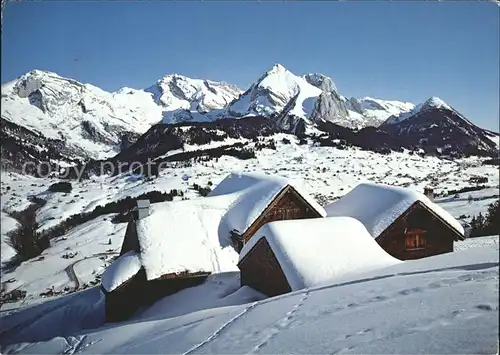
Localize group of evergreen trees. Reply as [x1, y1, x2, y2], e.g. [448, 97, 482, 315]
[469, 200, 499, 237]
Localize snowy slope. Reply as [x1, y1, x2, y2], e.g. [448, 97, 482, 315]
[1, 136, 498, 309]
[1, 243, 497, 354]
[1, 70, 164, 159]
[145, 74, 241, 124]
[2, 139, 499, 237]
[384, 96, 453, 125]
[343, 96, 415, 128]
[1, 212, 19, 267]
[484, 130, 500, 149]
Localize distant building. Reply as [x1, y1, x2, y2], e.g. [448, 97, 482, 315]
[238, 217, 401, 297]
[469, 176, 488, 184]
[325, 183, 465, 260]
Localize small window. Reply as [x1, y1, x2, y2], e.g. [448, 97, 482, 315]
[405, 229, 426, 250]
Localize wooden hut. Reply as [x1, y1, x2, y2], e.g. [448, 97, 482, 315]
[105, 172, 326, 321]
[102, 248, 211, 323]
[208, 172, 326, 250]
[325, 183, 465, 260]
[105, 199, 227, 322]
[237, 217, 400, 297]
[100, 251, 145, 322]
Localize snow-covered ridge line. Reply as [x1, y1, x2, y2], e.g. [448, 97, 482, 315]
[3, 65, 497, 166]
[383, 96, 453, 125]
[1, 64, 420, 161]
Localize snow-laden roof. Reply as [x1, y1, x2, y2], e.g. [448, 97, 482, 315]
[136, 197, 240, 281]
[239, 217, 401, 291]
[209, 172, 326, 238]
[101, 251, 142, 293]
[325, 183, 465, 239]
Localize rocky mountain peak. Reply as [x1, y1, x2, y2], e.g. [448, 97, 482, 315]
[303, 73, 338, 94]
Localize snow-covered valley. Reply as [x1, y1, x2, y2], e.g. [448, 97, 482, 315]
[0, 132, 498, 354]
[1, 135, 498, 308]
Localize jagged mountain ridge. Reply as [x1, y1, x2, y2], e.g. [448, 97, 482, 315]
[1, 64, 415, 160]
[381, 97, 500, 156]
[226, 64, 413, 129]
[1, 65, 498, 173]
[145, 74, 242, 124]
[1, 70, 164, 160]
[343, 96, 415, 128]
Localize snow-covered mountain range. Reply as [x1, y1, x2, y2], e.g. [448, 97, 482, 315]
[381, 97, 500, 156]
[1, 64, 498, 167]
[145, 74, 242, 124]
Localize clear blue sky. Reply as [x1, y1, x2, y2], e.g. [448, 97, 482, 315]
[2, 1, 499, 131]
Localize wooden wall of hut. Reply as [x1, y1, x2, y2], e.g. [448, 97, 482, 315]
[104, 270, 211, 323]
[243, 187, 322, 243]
[378, 202, 456, 260]
[104, 268, 148, 323]
[238, 238, 291, 297]
[144, 272, 211, 306]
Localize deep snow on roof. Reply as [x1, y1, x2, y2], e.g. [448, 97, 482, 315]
[101, 251, 142, 293]
[136, 197, 239, 281]
[239, 217, 401, 291]
[209, 172, 326, 238]
[325, 183, 464, 239]
[108, 172, 324, 283]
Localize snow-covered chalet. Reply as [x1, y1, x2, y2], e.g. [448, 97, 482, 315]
[101, 172, 326, 322]
[237, 217, 402, 297]
[325, 183, 465, 260]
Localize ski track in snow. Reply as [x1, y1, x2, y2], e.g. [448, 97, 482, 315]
[63, 335, 87, 355]
[63, 335, 102, 355]
[179, 267, 497, 354]
[329, 304, 495, 355]
[181, 301, 259, 355]
[65, 252, 119, 291]
[292, 268, 498, 327]
[248, 289, 311, 354]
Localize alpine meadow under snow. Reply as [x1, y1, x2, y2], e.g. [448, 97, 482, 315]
[0, 240, 498, 354]
[0, 133, 498, 353]
[1, 55, 499, 354]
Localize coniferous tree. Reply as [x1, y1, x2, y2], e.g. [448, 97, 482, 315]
[476, 213, 485, 233]
[484, 200, 500, 235]
[469, 215, 478, 236]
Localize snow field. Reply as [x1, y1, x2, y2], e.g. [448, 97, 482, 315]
[1, 137, 498, 309]
[1, 243, 497, 354]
